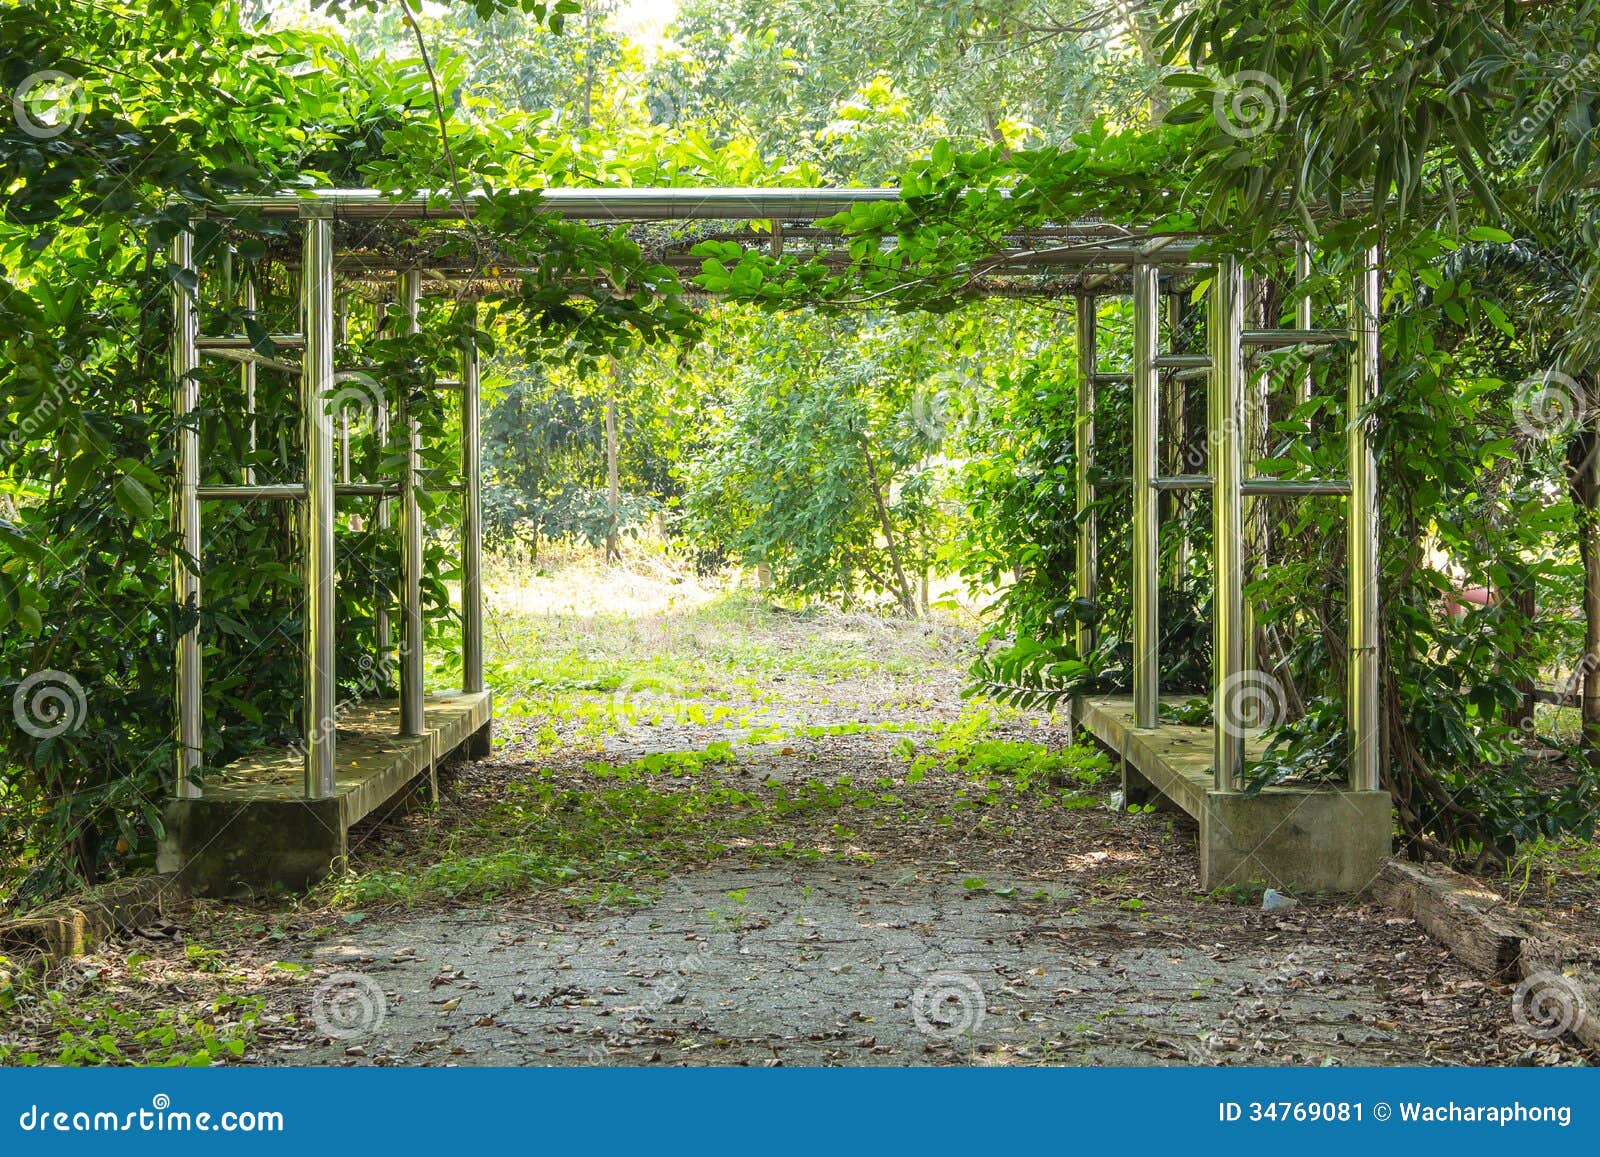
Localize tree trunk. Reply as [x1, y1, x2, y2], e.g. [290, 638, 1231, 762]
[601, 395, 620, 563]
[858, 435, 916, 616]
[1121, 0, 1168, 121]
[605, 358, 621, 563]
[1506, 577, 1537, 734]
[1566, 375, 1600, 768]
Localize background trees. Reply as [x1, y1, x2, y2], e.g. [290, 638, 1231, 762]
[5, 0, 1600, 903]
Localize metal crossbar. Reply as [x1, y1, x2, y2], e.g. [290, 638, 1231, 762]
[1076, 239, 1380, 794]
[168, 212, 487, 801]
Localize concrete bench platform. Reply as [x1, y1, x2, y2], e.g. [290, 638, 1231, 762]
[1075, 695, 1391, 894]
[158, 690, 492, 896]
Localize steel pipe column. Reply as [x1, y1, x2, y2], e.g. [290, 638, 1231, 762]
[1074, 295, 1098, 658]
[1294, 238, 1315, 408]
[374, 292, 392, 658]
[335, 294, 351, 485]
[398, 270, 426, 737]
[461, 306, 484, 695]
[1131, 265, 1160, 728]
[1347, 250, 1381, 792]
[1210, 257, 1247, 789]
[301, 212, 337, 799]
[1241, 279, 1269, 704]
[171, 227, 203, 799]
[242, 276, 258, 486]
[1165, 293, 1190, 581]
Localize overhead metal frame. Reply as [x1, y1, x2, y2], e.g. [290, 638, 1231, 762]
[166, 185, 1383, 815]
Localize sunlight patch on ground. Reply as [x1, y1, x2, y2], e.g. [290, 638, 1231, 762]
[486, 547, 724, 619]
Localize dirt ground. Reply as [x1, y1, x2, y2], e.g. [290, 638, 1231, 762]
[3, 557, 1593, 1067]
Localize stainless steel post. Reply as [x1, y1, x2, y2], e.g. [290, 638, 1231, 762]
[1347, 248, 1381, 792]
[1295, 238, 1314, 408]
[242, 276, 257, 486]
[399, 270, 426, 737]
[1242, 279, 1269, 701]
[302, 212, 337, 799]
[1210, 257, 1246, 789]
[1131, 264, 1160, 728]
[1165, 293, 1189, 580]
[171, 227, 203, 799]
[374, 294, 392, 659]
[461, 305, 484, 695]
[1074, 294, 1098, 658]
[336, 293, 350, 485]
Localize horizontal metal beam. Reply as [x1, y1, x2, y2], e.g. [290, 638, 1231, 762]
[195, 334, 306, 350]
[1153, 354, 1211, 370]
[1149, 475, 1352, 495]
[198, 347, 301, 374]
[213, 187, 904, 222]
[198, 484, 303, 501]
[1241, 328, 1344, 348]
[1092, 372, 1133, 384]
[197, 482, 410, 500]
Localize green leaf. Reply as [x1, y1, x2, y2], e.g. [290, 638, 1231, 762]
[114, 475, 156, 520]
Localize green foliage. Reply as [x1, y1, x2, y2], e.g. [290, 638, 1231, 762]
[0, 969, 261, 1067]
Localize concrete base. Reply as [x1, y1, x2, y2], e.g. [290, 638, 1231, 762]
[1077, 694, 1392, 894]
[159, 691, 491, 897]
[1199, 787, 1392, 894]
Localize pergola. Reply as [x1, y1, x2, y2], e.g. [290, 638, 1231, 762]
[158, 187, 1387, 894]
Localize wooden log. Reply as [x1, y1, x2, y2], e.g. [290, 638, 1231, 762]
[0, 875, 178, 965]
[1517, 926, 1600, 1051]
[1368, 859, 1523, 979]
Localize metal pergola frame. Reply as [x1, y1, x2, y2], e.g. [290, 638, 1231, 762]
[166, 186, 1380, 806]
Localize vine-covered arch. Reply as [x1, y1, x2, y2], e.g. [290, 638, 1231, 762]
[158, 186, 1388, 895]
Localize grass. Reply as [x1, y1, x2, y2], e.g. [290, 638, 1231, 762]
[0, 951, 263, 1067]
[318, 548, 1104, 910]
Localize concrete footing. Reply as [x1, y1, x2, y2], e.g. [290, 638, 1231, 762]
[1198, 787, 1392, 893]
[1078, 695, 1392, 893]
[158, 690, 491, 897]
